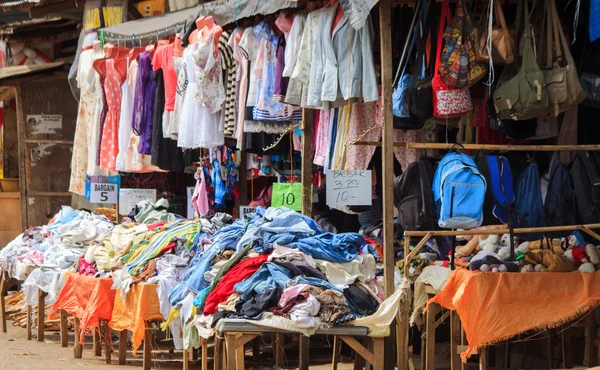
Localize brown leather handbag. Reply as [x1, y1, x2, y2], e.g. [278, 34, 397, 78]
[541, 0, 585, 116]
[474, 0, 516, 65]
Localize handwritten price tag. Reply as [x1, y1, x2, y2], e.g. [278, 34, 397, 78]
[326, 170, 372, 206]
[271, 183, 303, 211]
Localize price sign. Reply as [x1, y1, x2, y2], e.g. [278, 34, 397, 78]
[239, 206, 257, 218]
[186, 186, 195, 219]
[90, 181, 119, 204]
[119, 189, 156, 215]
[326, 170, 372, 206]
[271, 183, 303, 211]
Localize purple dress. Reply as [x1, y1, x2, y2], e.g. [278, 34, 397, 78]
[273, 34, 289, 102]
[132, 51, 156, 155]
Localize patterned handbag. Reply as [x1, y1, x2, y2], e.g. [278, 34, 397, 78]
[433, 0, 473, 119]
[438, 0, 487, 88]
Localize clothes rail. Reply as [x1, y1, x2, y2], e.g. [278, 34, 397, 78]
[353, 142, 600, 151]
[102, 25, 181, 46]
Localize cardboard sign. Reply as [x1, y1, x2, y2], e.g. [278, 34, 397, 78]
[85, 175, 120, 201]
[119, 189, 156, 215]
[239, 205, 257, 218]
[326, 170, 372, 206]
[187, 186, 195, 219]
[271, 183, 303, 211]
[90, 182, 119, 204]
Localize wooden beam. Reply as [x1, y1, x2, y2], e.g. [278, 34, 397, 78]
[405, 223, 600, 237]
[404, 232, 434, 263]
[183, 348, 189, 370]
[202, 338, 208, 370]
[301, 108, 314, 216]
[354, 142, 600, 151]
[93, 327, 102, 356]
[0, 274, 6, 333]
[15, 86, 28, 230]
[435, 310, 450, 328]
[299, 335, 310, 370]
[332, 336, 341, 370]
[26, 305, 32, 340]
[275, 333, 285, 369]
[225, 333, 237, 370]
[28, 0, 79, 18]
[339, 336, 374, 365]
[426, 303, 438, 370]
[104, 320, 112, 364]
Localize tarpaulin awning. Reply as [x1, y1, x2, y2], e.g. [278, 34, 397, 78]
[99, 0, 299, 41]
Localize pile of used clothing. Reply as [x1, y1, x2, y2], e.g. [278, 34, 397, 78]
[165, 207, 387, 348]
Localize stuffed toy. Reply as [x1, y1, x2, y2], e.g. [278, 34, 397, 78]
[479, 234, 501, 252]
[563, 244, 600, 269]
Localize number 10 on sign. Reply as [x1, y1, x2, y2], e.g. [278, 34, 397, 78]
[271, 183, 303, 211]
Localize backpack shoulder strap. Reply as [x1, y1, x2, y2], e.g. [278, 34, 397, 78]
[486, 155, 514, 208]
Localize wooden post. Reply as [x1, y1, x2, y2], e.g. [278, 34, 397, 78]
[0, 273, 6, 333]
[373, 338, 385, 370]
[236, 339, 245, 370]
[252, 336, 260, 370]
[143, 321, 152, 370]
[425, 303, 438, 370]
[60, 310, 68, 347]
[104, 320, 111, 364]
[299, 335, 310, 370]
[15, 85, 28, 230]
[73, 317, 82, 358]
[584, 310, 596, 367]
[183, 347, 190, 370]
[450, 311, 462, 370]
[26, 305, 32, 340]
[332, 336, 341, 370]
[202, 338, 209, 370]
[225, 333, 236, 370]
[275, 333, 285, 369]
[214, 337, 223, 370]
[93, 327, 101, 356]
[37, 289, 45, 342]
[300, 108, 314, 217]
[479, 347, 487, 370]
[118, 330, 127, 365]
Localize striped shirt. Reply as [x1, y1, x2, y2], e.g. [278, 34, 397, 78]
[218, 31, 236, 137]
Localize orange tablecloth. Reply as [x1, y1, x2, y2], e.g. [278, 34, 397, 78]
[50, 273, 115, 343]
[109, 283, 163, 354]
[428, 269, 600, 361]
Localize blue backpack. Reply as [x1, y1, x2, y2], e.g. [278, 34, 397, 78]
[485, 155, 515, 224]
[544, 155, 576, 237]
[513, 161, 546, 241]
[433, 152, 487, 229]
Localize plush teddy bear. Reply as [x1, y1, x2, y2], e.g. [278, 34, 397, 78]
[563, 244, 600, 269]
[479, 234, 501, 253]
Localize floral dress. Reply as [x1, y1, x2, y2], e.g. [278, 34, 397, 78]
[99, 58, 122, 171]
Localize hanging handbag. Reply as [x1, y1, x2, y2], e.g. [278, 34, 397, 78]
[398, 0, 437, 128]
[493, 0, 548, 121]
[543, 0, 585, 115]
[474, 0, 516, 65]
[580, 73, 600, 108]
[438, 0, 487, 88]
[392, 3, 420, 120]
[432, 0, 473, 119]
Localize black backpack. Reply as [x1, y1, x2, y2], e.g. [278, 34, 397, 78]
[394, 159, 436, 231]
[544, 155, 577, 237]
[571, 151, 600, 224]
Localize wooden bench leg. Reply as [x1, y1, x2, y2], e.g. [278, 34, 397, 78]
[93, 327, 101, 356]
[60, 310, 68, 347]
[225, 333, 237, 370]
[0, 273, 6, 333]
[450, 311, 461, 370]
[585, 310, 596, 367]
[214, 337, 223, 370]
[202, 338, 208, 370]
[426, 303, 438, 370]
[37, 289, 45, 342]
[299, 335, 309, 370]
[252, 336, 260, 369]
[73, 317, 82, 358]
[143, 321, 152, 370]
[275, 333, 285, 369]
[104, 320, 111, 364]
[372, 338, 385, 370]
[332, 336, 341, 370]
[183, 347, 190, 370]
[236, 338, 245, 370]
[26, 305, 32, 341]
[479, 347, 487, 370]
[118, 330, 127, 365]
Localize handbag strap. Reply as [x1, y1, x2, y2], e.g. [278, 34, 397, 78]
[520, 0, 539, 74]
[411, 0, 434, 82]
[551, 0, 576, 68]
[393, 1, 422, 87]
[434, 0, 450, 76]
[492, 0, 509, 32]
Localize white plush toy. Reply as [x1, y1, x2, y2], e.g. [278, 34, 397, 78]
[479, 234, 501, 253]
[563, 244, 600, 270]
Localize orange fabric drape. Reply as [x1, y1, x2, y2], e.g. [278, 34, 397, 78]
[427, 269, 600, 361]
[109, 284, 163, 354]
[50, 273, 115, 344]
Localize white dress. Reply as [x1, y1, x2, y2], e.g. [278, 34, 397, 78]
[115, 73, 133, 172]
[177, 40, 224, 149]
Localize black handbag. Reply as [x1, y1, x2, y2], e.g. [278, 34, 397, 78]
[579, 73, 600, 108]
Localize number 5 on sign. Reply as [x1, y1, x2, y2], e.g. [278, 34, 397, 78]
[271, 183, 303, 211]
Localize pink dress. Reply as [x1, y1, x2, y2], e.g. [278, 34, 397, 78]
[99, 59, 121, 171]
